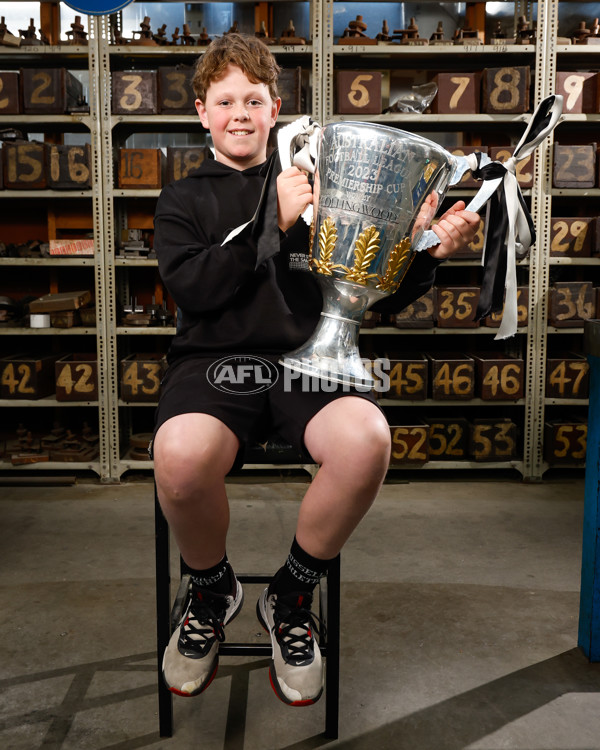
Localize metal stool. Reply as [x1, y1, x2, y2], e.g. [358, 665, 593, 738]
[154, 484, 340, 738]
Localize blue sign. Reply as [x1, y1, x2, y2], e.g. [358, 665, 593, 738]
[64, 0, 135, 15]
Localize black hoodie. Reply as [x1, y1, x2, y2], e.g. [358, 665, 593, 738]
[154, 154, 441, 365]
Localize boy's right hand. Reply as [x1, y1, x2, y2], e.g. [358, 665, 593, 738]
[277, 166, 313, 233]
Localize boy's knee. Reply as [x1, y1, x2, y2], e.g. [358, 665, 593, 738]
[154, 437, 234, 499]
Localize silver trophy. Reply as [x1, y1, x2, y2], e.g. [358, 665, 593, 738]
[279, 97, 562, 386]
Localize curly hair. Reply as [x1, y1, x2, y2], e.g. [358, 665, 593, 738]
[192, 33, 281, 102]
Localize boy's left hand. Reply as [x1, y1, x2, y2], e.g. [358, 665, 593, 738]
[427, 200, 480, 260]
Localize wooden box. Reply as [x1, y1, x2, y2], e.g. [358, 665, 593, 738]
[473, 352, 524, 400]
[55, 353, 98, 401]
[544, 419, 587, 464]
[0, 353, 59, 399]
[158, 65, 196, 114]
[548, 281, 595, 327]
[166, 146, 206, 182]
[21, 68, 83, 114]
[428, 352, 475, 400]
[391, 289, 434, 328]
[430, 72, 480, 114]
[389, 424, 429, 465]
[3, 141, 49, 189]
[112, 70, 158, 115]
[0, 71, 21, 114]
[448, 147, 488, 189]
[336, 71, 382, 114]
[360, 311, 381, 329]
[47, 144, 91, 190]
[118, 148, 165, 189]
[483, 286, 529, 328]
[50, 310, 80, 328]
[384, 352, 428, 400]
[482, 66, 530, 114]
[556, 71, 597, 114]
[545, 352, 589, 399]
[279, 67, 303, 114]
[489, 146, 533, 188]
[120, 353, 167, 402]
[553, 144, 597, 188]
[435, 286, 480, 327]
[550, 217, 593, 257]
[29, 290, 92, 313]
[469, 418, 518, 461]
[424, 417, 470, 460]
[450, 216, 484, 259]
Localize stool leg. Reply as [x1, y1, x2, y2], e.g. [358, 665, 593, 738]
[324, 554, 340, 739]
[155, 486, 174, 737]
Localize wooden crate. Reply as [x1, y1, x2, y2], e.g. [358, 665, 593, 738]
[166, 147, 206, 182]
[427, 352, 475, 400]
[279, 67, 303, 114]
[3, 141, 49, 189]
[0, 353, 59, 399]
[429, 72, 480, 114]
[473, 352, 524, 400]
[483, 286, 529, 329]
[158, 65, 196, 114]
[424, 417, 470, 460]
[112, 70, 158, 114]
[47, 143, 91, 190]
[548, 281, 595, 327]
[556, 71, 597, 114]
[384, 352, 428, 400]
[336, 71, 382, 114]
[360, 311, 381, 329]
[120, 353, 167, 402]
[469, 418, 518, 461]
[553, 144, 597, 188]
[118, 148, 165, 189]
[545, 352, 590, 399]
[21, 68, 83, 114]
[0, 71, 21, 114]
[29, 290, 92, 313]
[55, 353, 98, 401]
[544, 419, 587, 464]
[389, 424, 429, 465]
[482, 66, 530, 113]
[489, 146, 533, 188]
[391, 289, 434, 328]
[550, 217, 593, 257]
[435, 286, 480, 328]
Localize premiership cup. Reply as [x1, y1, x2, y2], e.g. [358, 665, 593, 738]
[280, 121, 459, 387]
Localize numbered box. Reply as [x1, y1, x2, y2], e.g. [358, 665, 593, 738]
[2, 141, 49, 189]
[553, 144, 597, 188]
[450, 215, 485, 259]
[55, 353, 98, 401]
[279, 67, 303, 114]
[427, 352, 475, 400]
[556, 71, 597, 114]
[112, 70, 158, 115]
[424, 417, 470, 460]
[544, 419, 587, 464]
[120, 353, 167, 402]
[118, 148, 165, 189]
[483, 286, 529, 329]
[550, 217, 593, 257]
[0, 353, 59, 399]
[448, 147, 488, 189]
[21, 68, 83, 114]
[489, 145, 533, 188]
[473, 352, 524, 401]
[383, 352, 428, 400]
[158, 65, 195, 114]
[435, 286, 480, 328]
[545, 352, 589, 399]
[469, 418, 518, 461]
[548, 281, 595, 327]
[47, 144, 91, 190]
[389, 424, 429, 465]
[482, 66, 531, 114]
[0, 71, 21, 114]
[430, 72, 480, 114]
[336, 71, 382, 114]
[391, 289, 434, 328]
[166, 146, 206, 183]
[360, 311, 381, 329]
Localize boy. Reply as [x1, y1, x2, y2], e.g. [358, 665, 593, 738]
[153, 33, 479, 705]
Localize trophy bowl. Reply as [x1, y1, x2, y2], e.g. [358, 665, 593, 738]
[279, 121, 459, 387]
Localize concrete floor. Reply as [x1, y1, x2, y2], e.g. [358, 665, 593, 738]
[1, 473, 600, 750]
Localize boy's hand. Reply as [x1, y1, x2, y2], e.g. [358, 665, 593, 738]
[427, 200, 480, 260]
[277, 167, 313, 232]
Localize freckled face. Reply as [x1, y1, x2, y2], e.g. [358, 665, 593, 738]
[195, 64, 280, 170]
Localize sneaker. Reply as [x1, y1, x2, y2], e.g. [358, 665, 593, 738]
[257, 587, 324, 706]
[162, 577, 244, 697]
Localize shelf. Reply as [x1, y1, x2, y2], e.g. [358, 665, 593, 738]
[332, 44, 535, 56]
[379, 398, 526, 407]
[326, 113, 532, 125]
[116, 326, 175, 335]
[0, 114, 92, 127]
[0, 327, 97, 335]
[359, 326, 529, 335]
[0, 44, 89, 57]
[0, 189, 93, 198]
[0, 397, 98, 407]
[108, 43, 313, 56]
[0, 257, 96, 266]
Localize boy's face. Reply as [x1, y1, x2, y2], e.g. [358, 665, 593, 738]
[196, 64, 280, 170]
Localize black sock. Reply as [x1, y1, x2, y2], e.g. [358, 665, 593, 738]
[182, 554, 233, 595]
[270, 537, 333, 596]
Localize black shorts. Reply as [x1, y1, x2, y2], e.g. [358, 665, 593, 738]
[153, 354, 380, 464]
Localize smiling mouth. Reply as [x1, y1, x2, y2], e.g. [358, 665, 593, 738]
[229, 130, 252, 136]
